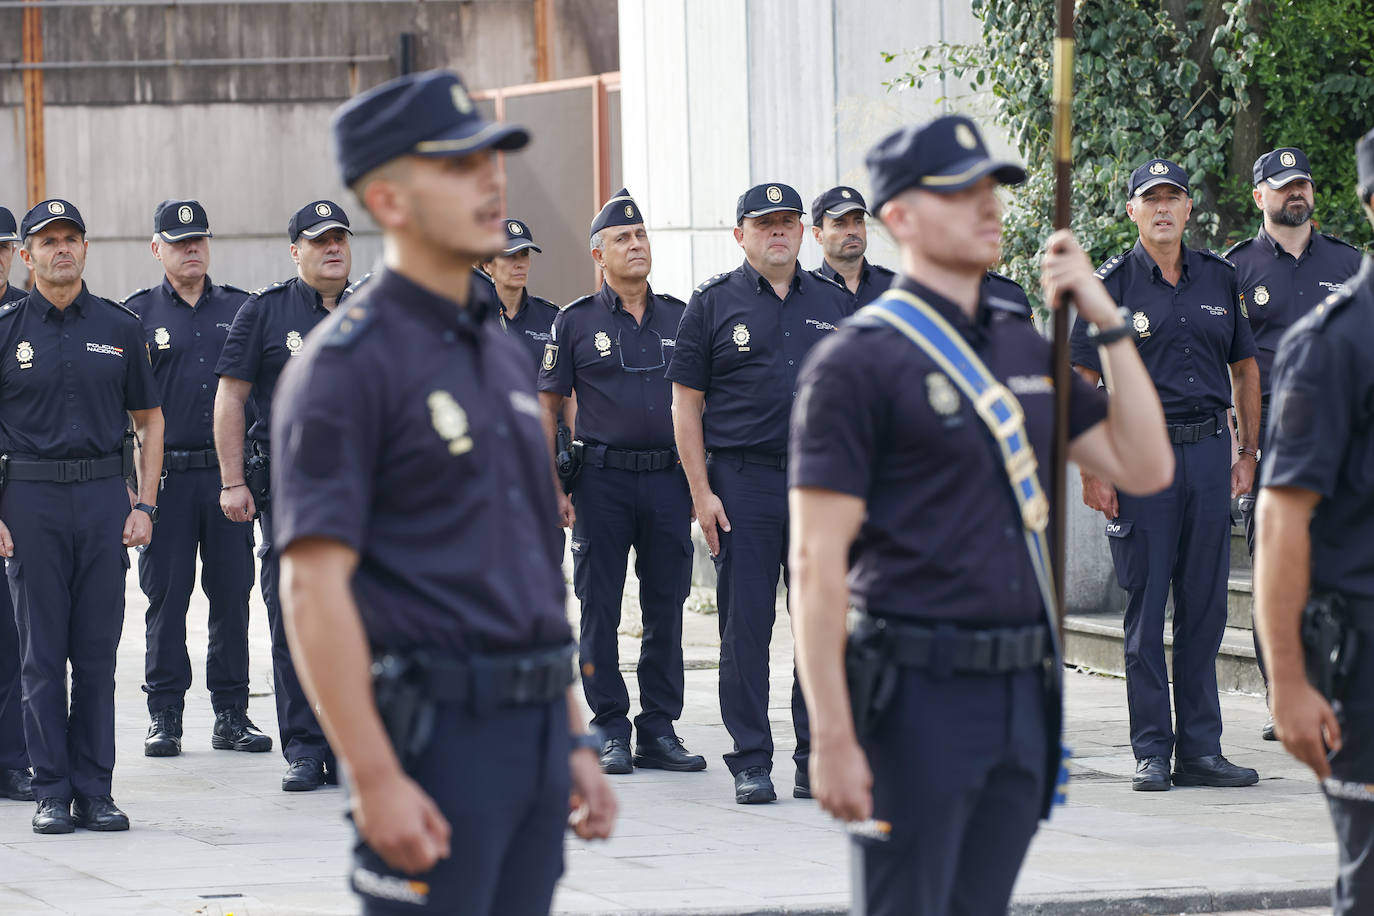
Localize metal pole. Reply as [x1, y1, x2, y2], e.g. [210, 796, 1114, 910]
[1050, 0, 1076, 634]
[22, 0, 46, 208]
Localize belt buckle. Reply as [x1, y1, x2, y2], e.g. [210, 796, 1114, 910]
[635, 452, 652, 472]
[56, 459, 88, 483]
[168, 451, 190, 472]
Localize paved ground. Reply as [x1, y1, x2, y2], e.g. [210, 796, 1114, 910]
[0, 553, 1342, 915]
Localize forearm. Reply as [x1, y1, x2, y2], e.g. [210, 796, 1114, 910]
[671, 397, 710, 501]
[1254, 490, 1314, 686]
[1232, 360, 1261, 452]
[1096, 337, 1169, 478]
[538, 392, 564, 455]
[793, 550, 857, 748]
[566, 686, 589, 736]
[132, 412, 164, 506]
[213, 393, 248, 484]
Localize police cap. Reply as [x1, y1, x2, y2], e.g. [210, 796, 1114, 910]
[332, 69, 530, 187]
[865, 115, 1025, 214]
[1128, 158, 1189, 199]
[154, 199, 213, 242]
[736, 183, 804, 223]
[21, 199, 86, 238]
[0, 207, 17, 244]
[502, 218, 542, 255]
[288, 200, 351, 242]
[1253, 147, 1312, 189]
[1357, 127, 1374, 203]
[810, 186, 869, 226]
[590, 188, 644, 238]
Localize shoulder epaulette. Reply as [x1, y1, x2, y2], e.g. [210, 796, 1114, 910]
[470, 267, 495, 290]
[1224, 237, 1255, 258]
[985, 269, 1020, 286]
[563, 293, 596, 311]
[0, 299, 22, 321]
[871, 263, 897, 277]
[219, 283, 250, 296]
[1094, 251, 1131, 280]
[657, 292, 687, 307]
[322, 300, 378, 350]
[693, 272, 730, 295]
[103, 297, 140, 319]
[1199, 248, 1234, 269]
[1320, 232, 1362, 253]
[529, 294, 559, 311]
[342, 272, 373, 300]
[811, 270, 849, 294]
[250, 280, 289, 299]
[119, 287, 152, 307]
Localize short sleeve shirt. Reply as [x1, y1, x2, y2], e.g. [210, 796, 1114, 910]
[271, 269, 571, 654]
[497, 290, 559, 377]
[666, 259, 854, 454]
[811, 258, 895, 309]
[125, 276, 248, 450]
[982, 270, 1033, 322]
[0, 284, 160, 458]
[1070, 241, 1255, 419]
[538, 283, 684, 449]
[791, 275, 1108, 624]
[1262, 256, 1374, 599]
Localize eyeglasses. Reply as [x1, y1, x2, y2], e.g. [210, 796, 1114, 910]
[617, 329, 666, 373]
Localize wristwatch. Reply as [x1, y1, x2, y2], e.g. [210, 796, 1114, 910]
[134, 502, 159, 524]
[570, 730, 603, 754]
[1086, 306, 1135, 346]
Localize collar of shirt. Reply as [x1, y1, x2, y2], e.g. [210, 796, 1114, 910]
[1131, 238, 1193, 285]
[821, 258, 870, 287]
[374, 268, 488, 339]
[31, 282, 89, 321]
[292, 275, 342, 316]
[499, 288, 529, 320]
[160, 274, 213, 309]
[595, 281, 658, 322]
[741, 257, 803, 300]
[1256, 224, 1314, 262]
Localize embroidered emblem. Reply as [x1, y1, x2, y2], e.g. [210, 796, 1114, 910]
[926, 372, 960, 416]
[1148, 161, 1169, 176]
[542, 343, 558, 371]
[47, 201, 65, 215]
[1253, 285, 1270, 307]
[450, 84, 473, 114]
[1132, 311, 1151, 338]
[16, 340, 34, 368]
[955, 124, 978, 149]
[766, 186, 783, 204]
[1280, 151, 1297, 168]
[732, 323, 751, 351]
[286, 330, 304, 355]
[314, 203, 332, 218]
[594, 331, 612, 357]
[177, 206, 193, 224]
[508, 221, 523, 236]
[154, 327, 171, 349]
[426, 390, 473, 456]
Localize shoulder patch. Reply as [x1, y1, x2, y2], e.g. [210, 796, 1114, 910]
[1094, 252, 1130, 280]
[693, 272, 730, 295]
[1224, 237, 1254, 259]
[119, 287, 152, 307]
[1320, 232, 1362, 253]
[219, 283, 250, 296]
[1198, 248, 1235, 269]
[563, 294, 596, 311]
[322, 300, 379, 350]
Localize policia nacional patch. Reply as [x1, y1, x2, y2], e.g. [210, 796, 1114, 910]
[542, 343, 558, 371]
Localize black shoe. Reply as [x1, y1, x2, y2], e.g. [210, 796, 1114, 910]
[793, 769, 812, 800]
[1132, 756, 1171, 792]
[734, 766, 776, 805]
[282, 757, 326, 792]
[599, 737, 633, 775]
[633, 736, 707, 772]
[32, 798, 74, 835]
[1261, 716, 1277, 741]
[212, 708, 273, 753]
[143, 707, 182, 757]
[1172, 754, 1259, 787]
[0, 767, 34, 801]
[72, 795, 130, 831]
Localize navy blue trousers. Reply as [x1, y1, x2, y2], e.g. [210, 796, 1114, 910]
[0, 581, 25, 771]
[1109, 429, 1230, 760]
[708, 455, 809, 776]
[4, 478, 129, 801]
[571, 463, 692, 742]
[853, 666, 1047, 916]
[259, 508, 332, 765]
[352, 696, 569, 914]
[1328, 651, 1374, 915]
[139, 467, 255, 715]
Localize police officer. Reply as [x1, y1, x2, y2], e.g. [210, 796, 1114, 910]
[667, 181, 852, 804]
[791, 114, 1172, 916]
[537, 190, 705, 776]
[272, 68, 615, 914]
[2, 200, 164, 833]
[1254, 126, 1374, 916]
[1071, 158, 1262, 791]
[124, 200, 268, 759]
[0, 207, 24, 305]
[809, 186, 895, 308]
[214, 200, 354, 791]
[483, 218, 559, 372]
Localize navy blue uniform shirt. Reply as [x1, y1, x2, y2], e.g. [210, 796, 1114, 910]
[215, 276, 352, 448]
[811, 258, 894, 309]
[667, 259, 853, 454]
[1070, 240, 1256, 419]
[125, 276, 248, 450]
[0, 283, 25, 306]
[983, 270, 1033, 322]
[271, 268, 571, 654]
[498, 290, 559, 375]
[1226, 226, 1361, 396]
[791, 275, 1108, 624]
[1262, 256, 1374, 599]
[539, 283, 684, 449]
[0, 284, 159, 458]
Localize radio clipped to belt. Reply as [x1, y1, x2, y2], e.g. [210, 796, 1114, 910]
[1301, 592, 1361, 706]
[244, 447, 271, 516]
[554, 424, 583, 494]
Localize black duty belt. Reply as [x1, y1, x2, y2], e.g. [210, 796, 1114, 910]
[3, 453, 124, 483]
[863, 614, 1049, 675]
[373, 642, 575, 713]
[1167, 411, 1225, 445]
[710, 448, 787, 471]
[582, 442, 677, 472]
[163, 448, 218, 472]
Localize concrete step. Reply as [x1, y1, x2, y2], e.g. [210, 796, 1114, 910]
[1064, 611, 1262, 695]
[1227, 569, 1253, 629]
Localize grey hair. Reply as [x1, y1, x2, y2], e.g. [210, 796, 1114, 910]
[590, 231, 605, 254]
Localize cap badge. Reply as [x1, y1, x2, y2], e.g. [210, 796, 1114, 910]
[766, 186, 783, 204]
[1280, 151, 1297, 168]
[542, 343, 558, 371]
[841, 189, 852, 199]
[1132, 311, 1152, 338]
[315, 203, 332, 218]
[1148, 161, 1169, 176]
[47, 201, 65, 215]
[177, 206, 193, 224]
[427, 390, 473, 456]
[509, 221, 523, 236]
[925, 372, 960, 416]
[1253, 285, 1270, 307]
[451, 84, 474, 115]
[732, 322, 751, 351]
[624, 204, 635, 218]
[594, 331, 612, 357]
[286, 330, 304, 355]
[954, 123, 978, 150]
[154, 327, 171, 349]
[15, 340, 34, 368]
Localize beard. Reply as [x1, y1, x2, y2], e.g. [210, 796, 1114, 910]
[1268, 197, 1313, 227]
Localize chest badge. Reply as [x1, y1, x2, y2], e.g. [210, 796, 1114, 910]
[154, 327, 171, 350]
[594, 331, 612, 357]
[542, 343, 558, 371]
[1131, 311, 1151, 338]
[732, 323, 751, 351]
[1252, 285, 1270, 307]
[15, 340, 34, 369]
[286, 330, 304, 355]
[427, 390, 474, 456]
[925, 372, 960, 416]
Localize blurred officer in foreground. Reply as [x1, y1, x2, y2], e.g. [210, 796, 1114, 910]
[538, 189, 703, 776]
[808, 186, 894, 308]
[124, 200, 267, 758]
[792, 115, 1172, 915]
[483, 218, 559, 372]
[4, 200, 164, 833]
[274, 69, 615, 915]
[0, 206, 30, 802]
[1071, 158, 1261, 792]
[1227, 147, 1361, 739]
[1255, 127, 1374, 916]
[214, 200, 354, 791]
[668, 181, 852, 804]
